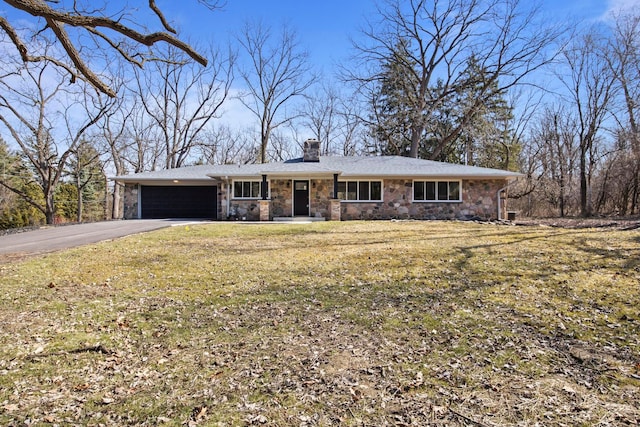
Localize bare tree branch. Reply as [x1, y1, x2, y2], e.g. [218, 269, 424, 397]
[237, 21, 317, 163]
[134, 43, 235, 168]
[45, 15, 115, 95]
[148, 0, 177, 34]
[349, 0, 566, 159]
[1, 0, 218, 97]
[0, 45, 111, 224]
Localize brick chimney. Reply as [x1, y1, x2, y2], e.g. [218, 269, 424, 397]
[303, 138, 320, 162]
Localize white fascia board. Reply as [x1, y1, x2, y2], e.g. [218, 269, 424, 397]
[116, 179, 218, 186]
[208, 171, 342, 180]
[339, 173, 522, 180]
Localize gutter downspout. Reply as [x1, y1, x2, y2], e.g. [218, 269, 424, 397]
[496, 178, 519, 221]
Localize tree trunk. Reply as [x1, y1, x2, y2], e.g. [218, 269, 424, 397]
[77, 192, 83, 222]
[260, 124, 271, 164]
[559, 183, 565, 218]
[631, 161, 639, 214]
[76, 174, 83, 223]
[45, 192, 56, 225]
[409, 124, 421, 158]
[260, 135, 267, 163]
[111, 181, 122, 219]
[104, 175, 109, 220]
[580, 147, 590, 217]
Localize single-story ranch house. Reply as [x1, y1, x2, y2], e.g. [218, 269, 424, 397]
[113, 139, 522, 221]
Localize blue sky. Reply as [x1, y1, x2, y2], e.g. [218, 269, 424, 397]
[159, 0, 381, 71]
[152, 0, 638, 129]
[1, 0, 638, 134]
[1, 0, 636, 75]
[157, 0, 635, 71]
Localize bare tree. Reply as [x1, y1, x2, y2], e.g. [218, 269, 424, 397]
[0, 0, 221, 96]
[303, 83, 341, 155]
[0, 54, 110, 224]
[349, 0, 564, 159]
[302, 83, 369, 156]
[237, 21, 317, 163]
[125, 99, 164, 173]
[559, 29, 617, 217]
[197, 125, 257, 165]
[337, 98, 368, 156]
[531, 106, 579, 217]
[93, 77, 132, 219]
[269, 128, 298, 162]
[607, 12, 640, 214]
[135, 44, 235, 169]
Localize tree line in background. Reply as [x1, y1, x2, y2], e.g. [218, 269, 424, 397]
[0, 0, 639, 229]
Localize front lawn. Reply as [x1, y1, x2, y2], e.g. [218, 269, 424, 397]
[1, 221, 638, 426]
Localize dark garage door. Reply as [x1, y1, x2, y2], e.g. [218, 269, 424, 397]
[141, 185, 217, 219]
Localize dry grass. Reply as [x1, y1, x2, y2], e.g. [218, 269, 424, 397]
[0, 221, 639, 426]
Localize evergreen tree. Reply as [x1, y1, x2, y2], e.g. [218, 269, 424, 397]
[372, 39, 420, 156]
[352, 0, 561, 160]
[0, 140, 46, 229]
[54, 182, 77, 222]
[451, 56, 519, 170]
[372, 51, 519, 168]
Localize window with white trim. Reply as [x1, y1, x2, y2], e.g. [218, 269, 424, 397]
[413, 180, 461, 201]
[233, 180, 268, 199]
[337, 180, 382, 201]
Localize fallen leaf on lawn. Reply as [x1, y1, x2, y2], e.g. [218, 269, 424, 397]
[195, 406, 207, 420]
[73, 383, 91, 391]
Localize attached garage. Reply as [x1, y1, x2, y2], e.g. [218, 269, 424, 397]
[140, 185, 217, 219]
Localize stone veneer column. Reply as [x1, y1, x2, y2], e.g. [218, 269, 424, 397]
[259, 200, 271, 221]
[329, 199, 341, 221]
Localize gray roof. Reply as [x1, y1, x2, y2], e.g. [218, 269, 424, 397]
[112, 156, 522, 183]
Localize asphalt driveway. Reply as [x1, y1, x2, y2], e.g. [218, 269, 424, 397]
[0, 219, 206, 259]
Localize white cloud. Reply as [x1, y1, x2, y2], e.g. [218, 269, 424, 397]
[604, 0, 640, 17]
[216, 89, 256, 131]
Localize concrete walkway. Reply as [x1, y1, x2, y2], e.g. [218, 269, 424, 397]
[0, 219, 206, 258]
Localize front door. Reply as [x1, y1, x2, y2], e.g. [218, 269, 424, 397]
[293, 180, 310, 216]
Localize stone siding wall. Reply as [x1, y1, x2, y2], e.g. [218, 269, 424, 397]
[228, 200, 261, 221]
[310, 179, 332, 218]
[123, 183, 138, 219]
[270, 179, 293, 217]
[340, 179, 507, 220]
[218, 184, 228, 219]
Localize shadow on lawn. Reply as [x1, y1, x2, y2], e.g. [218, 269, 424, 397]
[454, 227, 639, 278]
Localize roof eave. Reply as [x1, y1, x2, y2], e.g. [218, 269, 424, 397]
[111, 177, 217, 185]
[339, 173, 523, 179]
[207, 170, 342, 180]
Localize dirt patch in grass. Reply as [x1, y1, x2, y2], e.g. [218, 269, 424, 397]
[1, 221, 639, 426]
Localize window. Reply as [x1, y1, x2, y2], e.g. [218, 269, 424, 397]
[233, 180, 268, 199]
[337, 180, 382, 201]
[413, 180, 461, 201]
